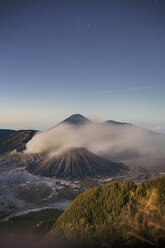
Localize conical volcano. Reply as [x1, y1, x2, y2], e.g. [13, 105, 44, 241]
[26, 147, 127, 179]
[61, 114, 90, 126]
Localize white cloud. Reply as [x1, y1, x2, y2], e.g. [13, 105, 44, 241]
[25, 122, 165, 160]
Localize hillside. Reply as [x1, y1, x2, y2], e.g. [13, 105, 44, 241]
[0, 129, 16, 142]
[0, 149, 46, 171]
[51, 177, 165, 247]
[26, 147, 127, 178]
[0, 130, 36, 154]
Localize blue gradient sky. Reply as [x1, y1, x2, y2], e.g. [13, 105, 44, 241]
[0, 0, 165, 131]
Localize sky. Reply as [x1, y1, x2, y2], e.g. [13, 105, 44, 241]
[0, 0, 165, 132]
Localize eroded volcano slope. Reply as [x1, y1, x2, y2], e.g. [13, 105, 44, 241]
[26, 147, 127, 179]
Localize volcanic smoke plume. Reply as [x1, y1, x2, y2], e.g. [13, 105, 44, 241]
[24, 120, 165, 160]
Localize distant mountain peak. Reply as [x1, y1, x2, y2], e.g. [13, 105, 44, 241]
[105, 120, 132, 126]
[62, 114, 91, 125]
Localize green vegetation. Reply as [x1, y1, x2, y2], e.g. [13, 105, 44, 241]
[51, 177, 165, 247]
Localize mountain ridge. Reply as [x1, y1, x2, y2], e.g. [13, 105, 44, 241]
[0, 130, 37, 154]
[105, 120, 133, 126]
[50, 176, 165, 247]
